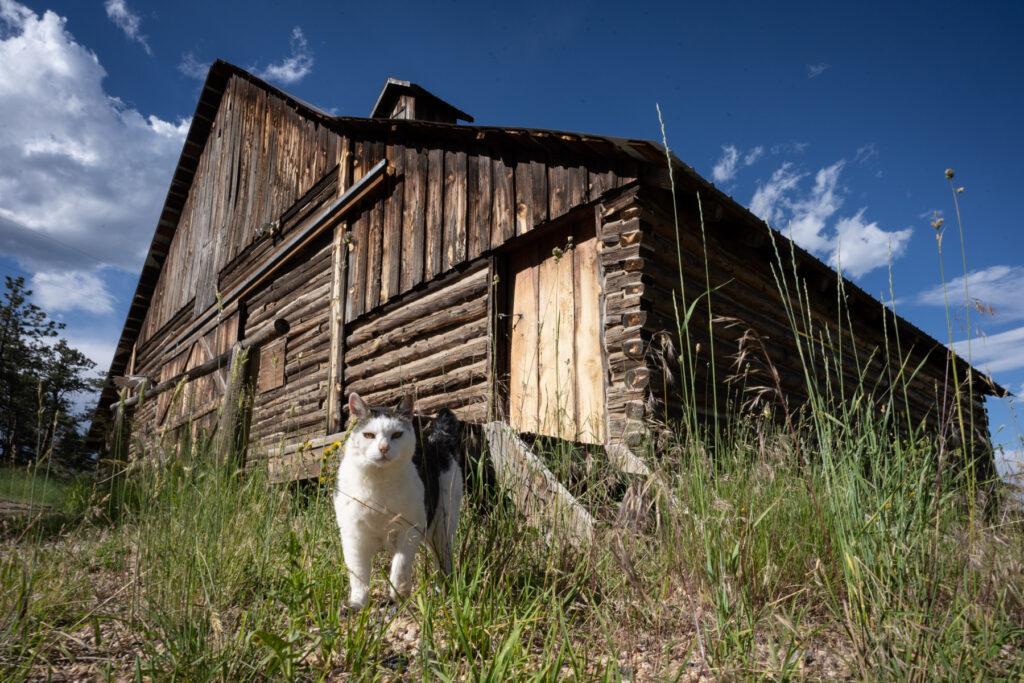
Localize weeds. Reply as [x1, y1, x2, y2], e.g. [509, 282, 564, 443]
[1, 151, 1022, 681]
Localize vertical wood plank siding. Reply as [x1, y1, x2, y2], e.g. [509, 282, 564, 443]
[334, 135, 632, 338]
[139, 75, 340, 344]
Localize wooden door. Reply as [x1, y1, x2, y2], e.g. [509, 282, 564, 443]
[507, 217, 606, 443]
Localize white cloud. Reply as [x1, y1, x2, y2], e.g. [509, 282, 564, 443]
[253, 26, 313, 85]
[178, 51, 209, 80]
[832, 210, 911, 277]
[749, 160, 912, 277]
[712, 145, 739, 183]
[54, 332, 117, 417]
[0, 1, 187, 280]
[951, 326, 1024, 374]
[104, 0, 150, 54]
[744, 145, 765, 166]
[855, 143, 878, 163]
[63, 335, 117, 373]
[807, 62, 830, 78]
[916, 266, 1024, 323]
[787, 161, 845, 254]
[31, 269, 115, 315]
[750, 162, 804, 225]
[712, 144, 766, 184]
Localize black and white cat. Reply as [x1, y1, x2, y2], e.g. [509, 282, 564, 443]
[333, 392, 463, 609]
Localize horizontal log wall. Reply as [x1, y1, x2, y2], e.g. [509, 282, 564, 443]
[126, 313, 239, 457]
[245, 234, 335, 457]
[629, 185, 990, 445]
[344, 261, 492, 423]
[138, 75, 341, 345]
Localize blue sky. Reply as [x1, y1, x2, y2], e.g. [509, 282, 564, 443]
[1, 0, 1021, 469]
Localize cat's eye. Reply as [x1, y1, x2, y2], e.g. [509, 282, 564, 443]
[391, 431, 403, 439]
[362, 432, 375, 439]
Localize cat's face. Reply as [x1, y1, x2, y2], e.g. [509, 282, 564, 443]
[346, 392, 415, 468]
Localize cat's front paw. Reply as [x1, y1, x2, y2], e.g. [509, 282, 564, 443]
[344, 595, 370, 614]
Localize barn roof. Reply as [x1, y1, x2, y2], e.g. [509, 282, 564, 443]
[88, 61, 1006, 446]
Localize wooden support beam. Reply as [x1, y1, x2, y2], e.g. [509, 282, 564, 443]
[114, 318, 289, 411]
[214, 344, 247, 464]
[222, 159, 389, 307]
[326, 138, 352, 434]
[146, 159, 388, 361]
[482, 421, 594, 548]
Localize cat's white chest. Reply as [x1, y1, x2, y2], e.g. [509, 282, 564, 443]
[334, 457, 426, 546]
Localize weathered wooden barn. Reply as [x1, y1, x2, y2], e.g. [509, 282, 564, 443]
[89, 61, 1002, 481]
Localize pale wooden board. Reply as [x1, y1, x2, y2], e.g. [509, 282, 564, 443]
[555, 231, 578, 440]
[537, 230, 577, 440]
[482, 422, 594, 548]
[508, 242, 540, 434]
[572, 222, 606, 444]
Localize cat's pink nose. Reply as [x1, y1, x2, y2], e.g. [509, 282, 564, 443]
[378, 443, 390, 456]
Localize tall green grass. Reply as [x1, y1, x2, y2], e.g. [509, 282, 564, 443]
[4, 352, 1021, 679]
[2, 150, 1023, 679]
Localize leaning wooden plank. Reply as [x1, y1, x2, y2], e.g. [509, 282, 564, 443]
[213, 344, 248, 464]
[604, 442, 653, 477]
[482, 421, 594, 549]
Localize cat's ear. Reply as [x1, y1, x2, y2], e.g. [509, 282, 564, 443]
[396, 395, 414, 418]
[348, 392, 369, 420]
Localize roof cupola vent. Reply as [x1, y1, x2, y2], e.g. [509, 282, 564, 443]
[369, 78, 473, 124]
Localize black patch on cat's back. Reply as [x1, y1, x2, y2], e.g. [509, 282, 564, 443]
[412, 408, 460, 526]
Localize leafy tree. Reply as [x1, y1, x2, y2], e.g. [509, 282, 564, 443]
[0, 276, 98, 467]
[38, 340, 98, 466]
